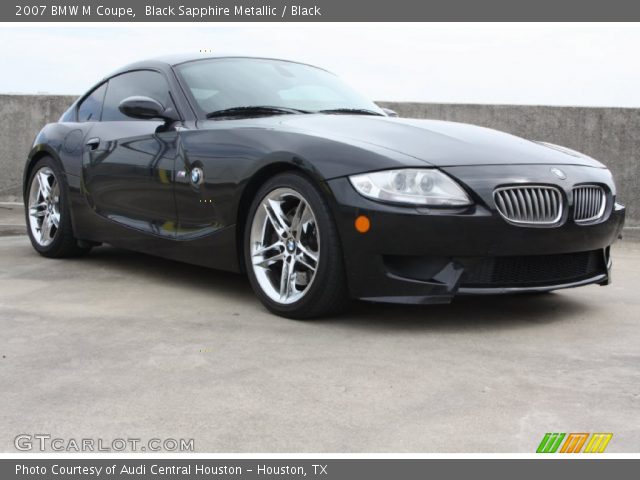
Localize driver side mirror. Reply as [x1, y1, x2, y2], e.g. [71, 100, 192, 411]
[118, 96, 179, 122]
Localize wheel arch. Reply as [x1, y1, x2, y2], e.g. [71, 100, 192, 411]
[23, 146, 64, 201]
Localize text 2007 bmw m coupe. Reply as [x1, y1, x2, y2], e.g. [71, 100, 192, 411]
[24, 55, 625, 318]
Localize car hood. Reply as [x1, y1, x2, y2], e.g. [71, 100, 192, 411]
[272, 115, 605, 168]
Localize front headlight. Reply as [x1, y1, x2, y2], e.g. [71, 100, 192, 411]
[348, 169, 472, 206]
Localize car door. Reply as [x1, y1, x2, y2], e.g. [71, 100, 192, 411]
[82, 70, 178, 238]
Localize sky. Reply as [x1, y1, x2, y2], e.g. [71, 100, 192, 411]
[1, 23, 639, 107]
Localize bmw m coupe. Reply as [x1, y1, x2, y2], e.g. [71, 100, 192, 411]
[24, 55, 625, 318]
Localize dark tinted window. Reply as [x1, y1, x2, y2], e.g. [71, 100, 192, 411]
[77, 83, 107, 122]
[101, 70, 172, 122]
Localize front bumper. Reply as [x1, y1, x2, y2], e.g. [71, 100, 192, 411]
[326, 164, 625, 304]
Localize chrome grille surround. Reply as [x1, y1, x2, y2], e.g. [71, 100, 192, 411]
[493, 185, 563, 226]
[573, 185, 606, 224]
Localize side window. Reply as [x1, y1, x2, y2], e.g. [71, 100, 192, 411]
[77, 83, 107, 122]
[101, 70, 173, 122]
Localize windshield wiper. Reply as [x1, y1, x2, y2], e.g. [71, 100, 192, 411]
[317, 108, 384, 116]
[206, 106, 309, 119]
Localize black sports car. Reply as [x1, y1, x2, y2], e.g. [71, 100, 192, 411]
[24, 55, 625, 318]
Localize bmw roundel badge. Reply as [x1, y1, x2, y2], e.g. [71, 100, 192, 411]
[550, 167, 567, 180]
[190, 167, 204, 185]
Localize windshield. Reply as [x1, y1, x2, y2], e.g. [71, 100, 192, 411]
[175, 57, 384, 116]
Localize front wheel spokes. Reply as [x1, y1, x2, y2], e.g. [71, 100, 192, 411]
[252, 240, 283, 258]
[264, 199, 291, 238]
[296, 244, 318, 272]
[250, 187, 320, 305]
[294, 208, 315, 243]
[296, 254, 317, 272]
[253, 253, 286, 269]
[252, 241, 286, 269]
[279, 259, 292, 299]
[290, 200, 306, 236]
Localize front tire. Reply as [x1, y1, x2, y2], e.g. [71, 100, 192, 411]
[25, 157, 91, 258]
[244, 172, 348, 319]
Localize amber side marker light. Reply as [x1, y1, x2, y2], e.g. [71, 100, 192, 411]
[354, 215, 371, 233]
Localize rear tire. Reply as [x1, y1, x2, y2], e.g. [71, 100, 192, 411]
[244, 172, 348, 319]
[25, 156, 92, 258]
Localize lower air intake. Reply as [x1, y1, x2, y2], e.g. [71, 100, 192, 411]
[461, 250, 606, 288]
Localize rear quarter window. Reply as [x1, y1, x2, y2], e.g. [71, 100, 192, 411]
[77, 83, 107, 122]
[59, 105, 76, 123]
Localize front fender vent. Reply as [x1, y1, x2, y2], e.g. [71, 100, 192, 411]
[573, 185, 606, 224]
[494, 185, 563, 226]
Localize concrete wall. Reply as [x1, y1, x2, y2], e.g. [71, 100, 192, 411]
[0, 94, 76, 201]
[1, 95, 638, 225]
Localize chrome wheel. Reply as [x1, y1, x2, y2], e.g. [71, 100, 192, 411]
[249, 187, 320, 304]
[27, 166, 60, 247]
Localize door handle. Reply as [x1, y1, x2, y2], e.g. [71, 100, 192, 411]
[86, 137, 101, 150]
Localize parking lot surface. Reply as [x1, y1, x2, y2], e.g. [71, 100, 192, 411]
[1, 204, 639, 452]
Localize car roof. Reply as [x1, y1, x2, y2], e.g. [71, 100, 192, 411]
[107, 54, 326, 78]
[78, 54, 332, 107]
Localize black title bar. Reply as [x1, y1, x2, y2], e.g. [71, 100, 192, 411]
[3, 459, 640, 479]
[5, 0, 640, 22]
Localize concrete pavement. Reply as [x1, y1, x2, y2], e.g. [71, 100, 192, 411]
[1, 210, 639, 452]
